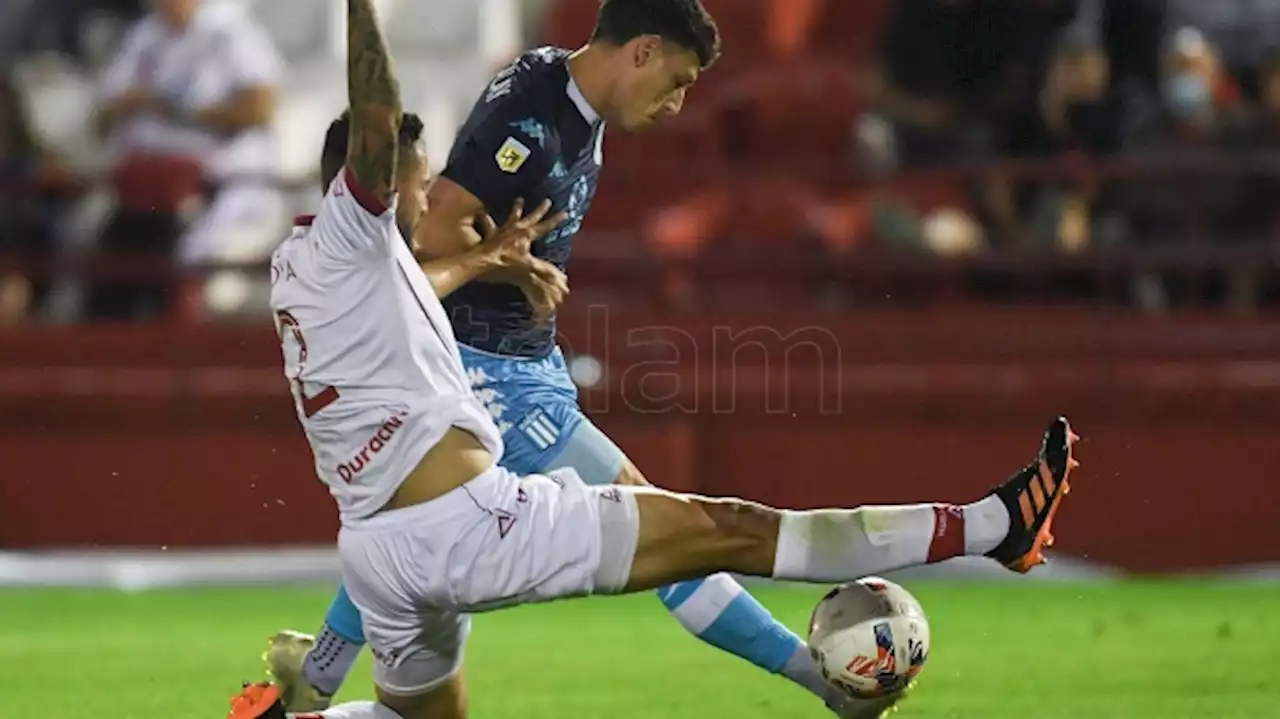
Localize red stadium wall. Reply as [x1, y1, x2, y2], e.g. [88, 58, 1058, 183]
[2, 308, 1278, 572]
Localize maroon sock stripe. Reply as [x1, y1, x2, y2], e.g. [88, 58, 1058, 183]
[927, 504, 966, 563]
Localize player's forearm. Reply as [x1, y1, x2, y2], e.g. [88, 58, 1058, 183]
[475, 264, 537, 285]
[419, 248, 503, 298]
[345, 0, 402, 201]
[194, 87, 277, 132]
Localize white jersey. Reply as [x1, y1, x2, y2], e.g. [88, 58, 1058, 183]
[270, 167, 503, 522]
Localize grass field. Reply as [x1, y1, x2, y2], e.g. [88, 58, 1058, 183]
[2, 581, 1277, 718]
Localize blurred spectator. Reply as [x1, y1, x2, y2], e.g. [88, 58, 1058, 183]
[1121, 27, 1260, 312]
[1, 0, 144, 66]
[816, 114, 985, 260]
[1169, 0, 1280, 100]
[867, 0, 1078, 166]
[0, 72, 83, 324]
[1099, 0, 1166, 93]
[764, 0, 823, 58]
[987, 28, 1118, 250]
[89, 0, 284, 320]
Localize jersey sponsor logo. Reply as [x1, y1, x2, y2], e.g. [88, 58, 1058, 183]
[336, 412, 408, 482]
[495, 136, 532, 173]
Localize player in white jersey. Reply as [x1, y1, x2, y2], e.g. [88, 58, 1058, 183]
[237, 2, 1082, 719]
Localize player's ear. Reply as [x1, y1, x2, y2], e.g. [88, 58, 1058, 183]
[633, 35, 662, 68]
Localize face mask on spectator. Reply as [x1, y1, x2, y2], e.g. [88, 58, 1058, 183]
[1163, 73, 1212, 120]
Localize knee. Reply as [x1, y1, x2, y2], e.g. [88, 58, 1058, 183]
[614, 458, 651, 487]
[377, 674, 468, 719]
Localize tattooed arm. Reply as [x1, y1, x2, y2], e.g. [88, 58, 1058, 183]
[345, 0, 402, 205]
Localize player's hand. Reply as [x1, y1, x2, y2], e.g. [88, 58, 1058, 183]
[477, 198, 569, 324]
[520, 259, 569, 325]
[477, 198, 567, 269]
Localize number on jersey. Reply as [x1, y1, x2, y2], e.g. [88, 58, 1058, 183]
[275, 310, 340, 418]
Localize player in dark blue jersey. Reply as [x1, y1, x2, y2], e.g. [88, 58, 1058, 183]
[268, 2, 900, 717]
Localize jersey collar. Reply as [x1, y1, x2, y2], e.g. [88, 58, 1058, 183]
[566, 74, 602, 127]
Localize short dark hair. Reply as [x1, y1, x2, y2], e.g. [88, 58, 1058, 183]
[319, 110, 426, 189]
[592, 0, 721, 69]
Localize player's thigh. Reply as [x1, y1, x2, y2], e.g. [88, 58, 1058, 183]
[623, 490, 781, 591]
[445, 465, 641, 610]
[338, 515, 472, 699]
[346, 587, 470, 701]
[443, 467, 779, 602]
[377, 670, 468, 719]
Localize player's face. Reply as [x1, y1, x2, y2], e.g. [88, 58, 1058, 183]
[395, 143, 430, 240]
[615, 39, 701, 132]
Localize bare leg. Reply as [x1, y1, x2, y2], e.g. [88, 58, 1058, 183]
[617, 417, 1078, 591]
[622, 490, 985, 591]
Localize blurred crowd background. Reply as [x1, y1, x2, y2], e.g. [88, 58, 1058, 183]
[3, 0, 1280, 324]
[3, 0, 1278, 574]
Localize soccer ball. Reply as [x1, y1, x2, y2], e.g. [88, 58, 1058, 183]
[807, 577, 930, 699]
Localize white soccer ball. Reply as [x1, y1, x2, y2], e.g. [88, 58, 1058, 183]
[807, 577, 930, 699]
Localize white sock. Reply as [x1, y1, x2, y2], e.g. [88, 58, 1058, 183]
[771, 500, 1010, 582]
[303, 625, 363, 697]
[782, 644, 837, 698]
[315, 701, 394, 719]
[962, 493, 1010, 555]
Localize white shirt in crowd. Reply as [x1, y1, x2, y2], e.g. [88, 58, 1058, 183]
[98, 1, 283, 182]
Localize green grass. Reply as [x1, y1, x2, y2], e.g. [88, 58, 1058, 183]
[2, 581, 1278, 718]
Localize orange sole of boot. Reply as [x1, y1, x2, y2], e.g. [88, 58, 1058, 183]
[229, 683, 281, 719]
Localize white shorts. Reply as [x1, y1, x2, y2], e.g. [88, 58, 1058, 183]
[337, 464, 640, 695]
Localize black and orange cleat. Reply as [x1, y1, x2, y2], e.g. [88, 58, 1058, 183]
[986, 416, 1080, 573]
[228, 681, 288, 719]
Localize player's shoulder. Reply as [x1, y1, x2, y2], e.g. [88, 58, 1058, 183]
[478, 47, 571, 117]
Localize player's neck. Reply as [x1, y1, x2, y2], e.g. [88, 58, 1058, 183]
[566, 45, 611, 124]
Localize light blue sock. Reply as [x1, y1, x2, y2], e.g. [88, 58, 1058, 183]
[658, 573, 828, 699]
[302, 584, 367, 696]
[322, 584, 366, 643]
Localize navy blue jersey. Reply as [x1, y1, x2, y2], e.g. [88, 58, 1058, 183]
[440, 47, 604, 357]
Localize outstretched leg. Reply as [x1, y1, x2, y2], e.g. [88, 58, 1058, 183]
[621, 417, 1078, 590]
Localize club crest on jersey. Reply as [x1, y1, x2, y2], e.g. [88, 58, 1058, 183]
[496, 136, 531, 174]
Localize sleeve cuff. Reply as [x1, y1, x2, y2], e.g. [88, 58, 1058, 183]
[343, 165, 391, 216]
